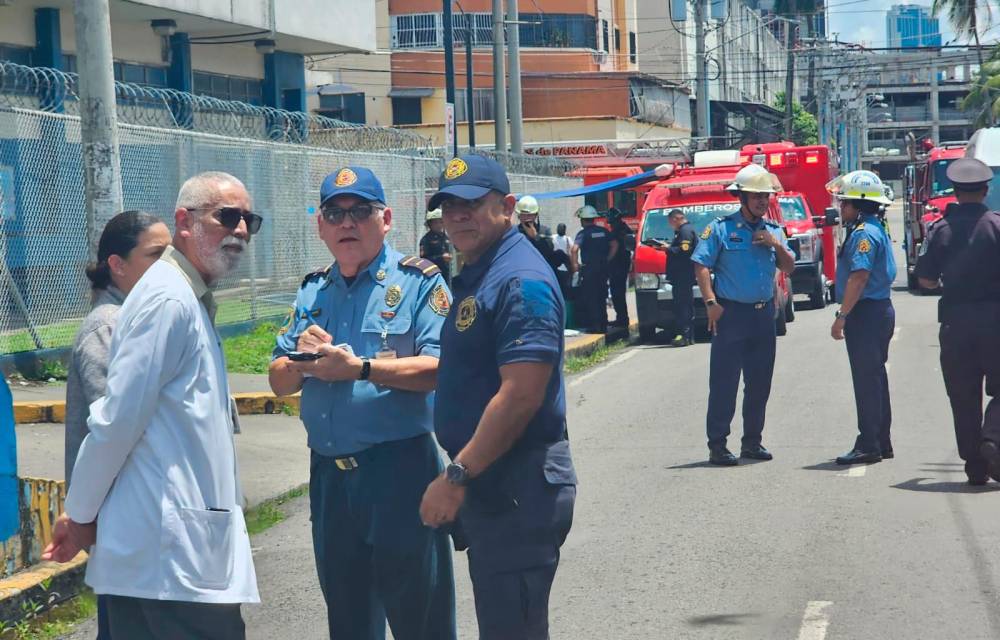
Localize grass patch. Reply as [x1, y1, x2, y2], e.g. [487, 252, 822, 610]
[564, 340, 628, 375]
[223, 322, 281, 374]
[244, 484, 309, 536]
[0, 587, 97, 639]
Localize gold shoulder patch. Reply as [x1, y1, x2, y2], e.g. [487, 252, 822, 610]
[429, 284, 451, 317]
[857, 238, 871, 254]
[700, 225, 713, 240]
[277, 306, 295, 335]
[456, 296, 477, 331]
[399, 256, 441, 277]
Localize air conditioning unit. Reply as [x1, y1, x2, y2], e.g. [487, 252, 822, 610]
[591, 50, 608, 65]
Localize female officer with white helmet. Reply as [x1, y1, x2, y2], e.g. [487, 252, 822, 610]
[827, 170, 897, 465]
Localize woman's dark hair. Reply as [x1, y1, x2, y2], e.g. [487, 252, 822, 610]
[85, 210, 163, 290]
[557, 223, 567, 235]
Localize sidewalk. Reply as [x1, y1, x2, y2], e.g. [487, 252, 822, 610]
[9, 288, 637, 423]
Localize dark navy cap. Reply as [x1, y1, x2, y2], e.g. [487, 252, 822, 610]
[947, 157, 993, 187]
[427, 154, 511, 211]
[320, 166, 386, 206]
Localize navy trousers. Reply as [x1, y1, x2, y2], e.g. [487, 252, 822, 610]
[706, 300, 777, 450]
[671, 279, 695, 341]
[609, 263, 629, 324]
[939, 302, 1000, 474]
[310, 435, 457, 640]
[843, 298, 895, 455]
[581, 265, 609, 332]
[458, 440, 576, 640]
[106, 596, 244, 640]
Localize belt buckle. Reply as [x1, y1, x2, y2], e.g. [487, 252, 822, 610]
[754, 302, 765, 310]
[335, 456, 358, 471]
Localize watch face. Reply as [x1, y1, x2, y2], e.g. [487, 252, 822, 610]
[446, 463, 467, 485]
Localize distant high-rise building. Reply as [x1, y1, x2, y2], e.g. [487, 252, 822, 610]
[886, 4, 941, 48]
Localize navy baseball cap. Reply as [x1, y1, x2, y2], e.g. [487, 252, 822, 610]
[427, 154, 511, 211]
[320, 166, 386, 206]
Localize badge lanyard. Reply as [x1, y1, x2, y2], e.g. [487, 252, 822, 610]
[376, 326, 397, 359]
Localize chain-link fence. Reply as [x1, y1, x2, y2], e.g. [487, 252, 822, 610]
[0, 105, 582, 353]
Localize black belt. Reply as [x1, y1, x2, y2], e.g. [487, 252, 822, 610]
[718, 297, 773, 310]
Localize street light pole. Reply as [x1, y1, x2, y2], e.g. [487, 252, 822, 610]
[443, 0, 458, 157]
[506, 0, 523, 154]
[491, 0, 507, 152]
[74, 0, 123, 263]
[695, 0, 711, 140]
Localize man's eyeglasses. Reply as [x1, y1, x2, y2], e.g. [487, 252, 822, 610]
[191, 207, 263, 235]
[439, 195, 489, 215]
[320, 203, 380, 225]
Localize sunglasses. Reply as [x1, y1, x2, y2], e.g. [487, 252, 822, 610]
[439, 195, 489, 215]
[320, 203, 379, 225]
[191, 207, 263, 235]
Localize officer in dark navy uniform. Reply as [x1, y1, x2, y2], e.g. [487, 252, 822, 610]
[269, 166, 456, 640]
[418, 154, 576, 640]
[915, 157, 1000, 485]
[826, 170, 898, 465]
[663, 208, 699, 346]
[691, 164, 796, 466]
[571, 205, 618, 333]
[420, 208, 452, 284]
[607, 207, 632, 328]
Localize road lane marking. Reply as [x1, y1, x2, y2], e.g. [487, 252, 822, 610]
[568, 348, 640, 389]
[837, 465, 867, 477]
[796, 601, 833, 640]
[892, 327, 901, 342]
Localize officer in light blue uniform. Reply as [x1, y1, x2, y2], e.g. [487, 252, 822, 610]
[269, 166, 456, 640]
[828, 170, 897, 465]
[418, 154, 576, 640]
[692, 164, 797, 466]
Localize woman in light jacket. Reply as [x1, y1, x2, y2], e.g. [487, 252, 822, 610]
[64, 210, 169, 639]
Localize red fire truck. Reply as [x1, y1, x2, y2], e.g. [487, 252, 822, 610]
[902, 143, 965, 289]
[633, 152, 795, 341]
[740, 142, 841, 305]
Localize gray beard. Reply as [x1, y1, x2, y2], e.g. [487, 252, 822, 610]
[193, 221, 246, 282]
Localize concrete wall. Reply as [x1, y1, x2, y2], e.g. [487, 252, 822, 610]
[0, 5, 36, 48]
[390, 0, 597, 15]
[398, 115, 689, 146]
[636, 0, 687, 81]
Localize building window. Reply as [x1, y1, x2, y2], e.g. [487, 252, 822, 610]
[392, 97, 423, 125]
[318, 93, 366, 124]
[193, 71, 263, 105]
[518, 14, 598, 49]
[615, 28, 621, 51]
[392, 13, 439, 49]
[113, 62, 168, 88]
[453, 13, 493, 46]
[629, 32, 637, 63]
[0, 45, 34, 66]
[602, 20, 610, 52]
[455, 88, 495, 122]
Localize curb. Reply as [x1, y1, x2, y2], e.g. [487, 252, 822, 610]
[0, 554, 88, 624]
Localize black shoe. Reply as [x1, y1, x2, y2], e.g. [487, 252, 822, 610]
[709, 448, 739, 466]
[881, 447, 894, 459]
[980, 440, 1000, 481]
[671, 334, 688, 347]
[835, 449, 882, 465]
[965, 461, 989, 485]
[610, 319, 628, 328]
[967, 473, 989, 486]
[740, 445, 773, 461]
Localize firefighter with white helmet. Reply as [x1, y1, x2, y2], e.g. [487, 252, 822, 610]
[420, 207, 452, 283]
[514, 194, 559, 273]
[571, 204, 618, 333]
[826, 170, 898, 465]
[690, 163, 796, 466]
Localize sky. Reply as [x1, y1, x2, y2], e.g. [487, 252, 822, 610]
[826, 0, 998, 48]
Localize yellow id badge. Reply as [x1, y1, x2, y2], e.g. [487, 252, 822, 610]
[375, 348, 397, 359]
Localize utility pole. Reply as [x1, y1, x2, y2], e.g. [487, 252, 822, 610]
[784, 18, 796, 141]
[506, 0, 523, 154]
[929, 58, 940, 144]
[465, 26, 476, 148]
[443, 0, 458, 157]
[74, 0, 123, 263]
[491, 0, 507, 152]
[695, 0, 711, 140]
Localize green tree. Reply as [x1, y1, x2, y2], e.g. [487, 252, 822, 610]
[961, 47, 1000, 126]
[773, 92, 819, 146]
[931, 0, 990, 68]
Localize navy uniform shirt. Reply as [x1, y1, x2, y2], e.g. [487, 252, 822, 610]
[666, 221, 698, 283]
[915, 202, 1000, 307]
[691, 211, 790, 303]
[835, 214, 897, 302]
[273, 242, 450, 457]
[574, 224, 611, 269]
[435, 226, 566, 459]
[419, 229, 452, 278]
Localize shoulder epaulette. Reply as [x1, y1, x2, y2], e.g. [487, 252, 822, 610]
[399, 256, 441, 277]
[301, 264, 332, 289]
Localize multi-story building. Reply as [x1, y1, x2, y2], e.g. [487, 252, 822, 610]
[0, 0, 374, 114]
[383, 0, 692, 148]
[886, 4, 941, 49]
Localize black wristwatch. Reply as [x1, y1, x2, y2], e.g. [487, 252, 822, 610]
[358, 357, 371, 380]
[445, 462, 470, 487]
[835, 309, 849, 319]
[705, 299, 717, 307]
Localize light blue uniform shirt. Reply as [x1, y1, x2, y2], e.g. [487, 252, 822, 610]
[273, 242, 450, 457]
[835, 214, 897, 302]
[691, 211, 790, 303]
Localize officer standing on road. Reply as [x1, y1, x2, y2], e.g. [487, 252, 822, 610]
[419, 154, 576, 640]
[915, 157, 1000, 485]
[268, 166, 456, 640]
[692, 164, 796, 466]
[607, 207, 632, 328]
[571, 205, 618, 333]
[420, 207, 453, 284]
[515, 195, 559, 271]
[662, 208, 698, 346]
[826, 171, 897, 466]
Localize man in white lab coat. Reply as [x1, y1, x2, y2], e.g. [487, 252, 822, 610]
[44, 172, 262, 639]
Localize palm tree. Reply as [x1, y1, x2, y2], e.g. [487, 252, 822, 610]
[961, 48, 1000, 125]
[932, 0, 994, 123]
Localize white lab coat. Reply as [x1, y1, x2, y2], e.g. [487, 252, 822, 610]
[65, 253, 259, 604]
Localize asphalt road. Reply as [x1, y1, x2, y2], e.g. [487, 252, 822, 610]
[63, 208, 1000, 638]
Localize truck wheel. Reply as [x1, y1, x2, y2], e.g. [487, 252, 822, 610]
[907, 271, 918, 291]
[810, 278, 827, 309]
[639, 324, 656, 342]
[785, 294, 796, 323]
[775, 303, 788, 336]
